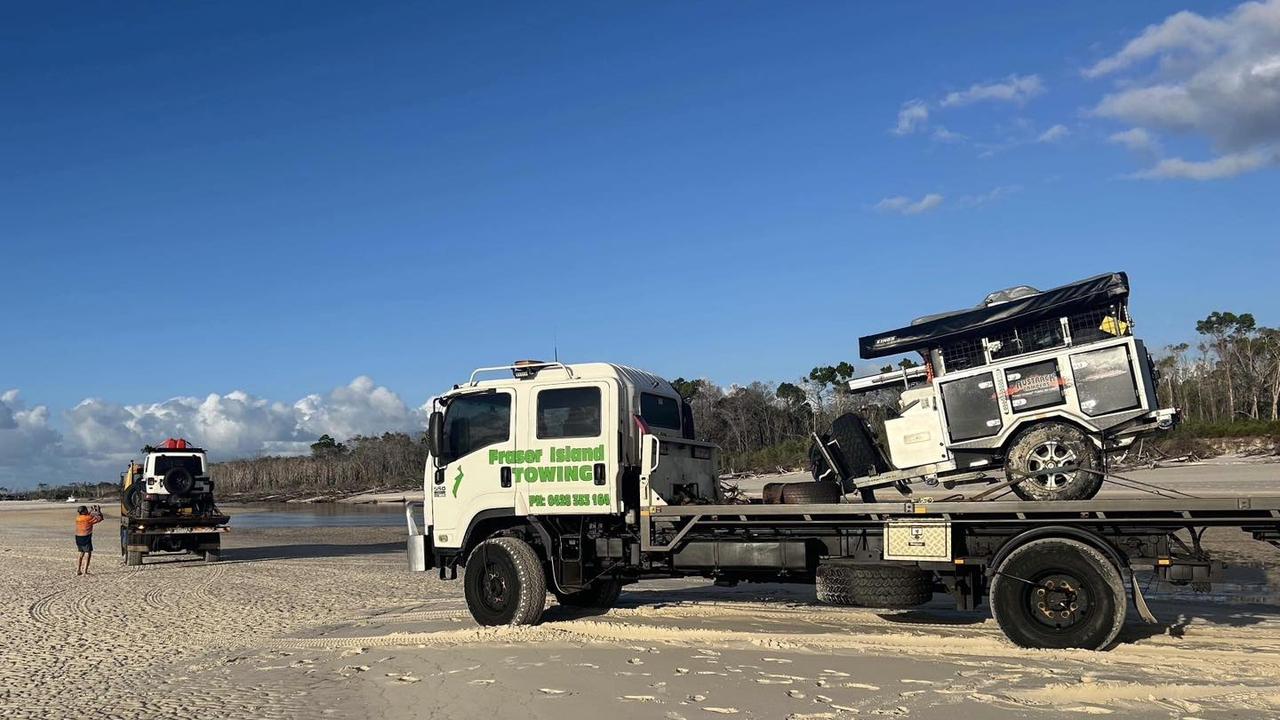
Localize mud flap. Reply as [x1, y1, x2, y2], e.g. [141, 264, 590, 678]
[1130, 573, 1158, 624]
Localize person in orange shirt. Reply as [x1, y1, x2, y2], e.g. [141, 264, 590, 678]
[75, 505, 104, 576]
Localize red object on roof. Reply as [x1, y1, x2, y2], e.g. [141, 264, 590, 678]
[161, 438, 190, 449]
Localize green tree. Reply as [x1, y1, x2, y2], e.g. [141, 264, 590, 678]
[310, 434, 347, 458]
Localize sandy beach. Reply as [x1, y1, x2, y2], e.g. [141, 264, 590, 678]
[4, 461, 1280, 720]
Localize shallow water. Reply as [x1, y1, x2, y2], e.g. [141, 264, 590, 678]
[224, 502, 407, 529]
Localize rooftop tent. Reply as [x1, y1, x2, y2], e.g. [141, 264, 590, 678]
[858, 272, 1130, 360]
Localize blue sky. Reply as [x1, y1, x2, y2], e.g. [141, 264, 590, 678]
[2, 1, 1278, 485]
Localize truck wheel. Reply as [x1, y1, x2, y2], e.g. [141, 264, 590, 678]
[989, 538, 1126, 650]
[816, 562, 933, 608]
[464, 536, 547, 626]
[554, 578, 623, 609]
[203, 549, 221, 563]
[780, 482, 843, 504]
[126, 551, 143, 567]
[1005, 423, 1103, 501]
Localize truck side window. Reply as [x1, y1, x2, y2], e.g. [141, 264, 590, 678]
[443, 393, 511, 462]
[640, 393, 681, 430]
[537, 387, 601, 439]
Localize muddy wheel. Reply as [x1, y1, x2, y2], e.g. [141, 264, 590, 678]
[554, 577, 623, 609]
[1005, 423, 1103, 501]
[990, 538, 1126, 650]
[464, 536, 547, 626]
[126, 550, 143, 567]
[816, 562, 933, 608]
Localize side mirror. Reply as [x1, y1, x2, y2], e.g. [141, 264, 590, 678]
[427, 411, 445, 465]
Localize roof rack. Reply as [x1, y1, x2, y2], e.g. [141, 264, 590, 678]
[466, 361, 575, 386]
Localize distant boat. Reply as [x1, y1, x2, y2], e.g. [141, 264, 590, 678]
[65, 496, 77, 503]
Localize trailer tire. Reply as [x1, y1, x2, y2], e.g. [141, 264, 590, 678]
[554, 577, 623, 609]
[816, 562, 933, 608]
[126, 550, 143, 567]
[1005, 423, 1103, 501]
[989, 538, 1126, 650]
[779, 482, 843, 505]
[762, 482, 787, 504]
[464, 536, 547, 626]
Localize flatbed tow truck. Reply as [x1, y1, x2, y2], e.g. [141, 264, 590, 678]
[405, 275, 1280, 651]
[120, 438, 229, 565]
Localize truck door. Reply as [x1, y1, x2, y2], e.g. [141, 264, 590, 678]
[430, 388, 517, 549]
[521, 380, 618, 515]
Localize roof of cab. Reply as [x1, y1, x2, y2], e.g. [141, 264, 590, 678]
[455, 362, 679, 397]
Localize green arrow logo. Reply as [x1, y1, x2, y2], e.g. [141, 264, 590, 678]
[451, 467, 464, 497]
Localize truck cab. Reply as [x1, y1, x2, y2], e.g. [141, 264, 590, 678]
[421, 361, 718, 578]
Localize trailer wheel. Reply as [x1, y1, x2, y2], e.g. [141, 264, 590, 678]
[464, 536, 547, 626]
[989, 538, 1126, 650]
[126, 551, 143, 567]
[554, 577, 623, 609]
[816, 562, 933, 608]
[779, 482, 843, 504]
[1005, 423, 1103, 501]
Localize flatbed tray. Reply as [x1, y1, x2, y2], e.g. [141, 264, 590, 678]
[122, 513, 230, 528]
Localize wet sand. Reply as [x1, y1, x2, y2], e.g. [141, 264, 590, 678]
[3, 462, 1280, 719]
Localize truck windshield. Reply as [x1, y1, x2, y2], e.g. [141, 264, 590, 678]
[442, 392, 511, 463]
[154, 455, 204, 476]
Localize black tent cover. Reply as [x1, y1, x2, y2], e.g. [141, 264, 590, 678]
[858, 272, 1130, 359]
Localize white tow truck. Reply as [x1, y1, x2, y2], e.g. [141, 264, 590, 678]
[409, 359, 1280, 650]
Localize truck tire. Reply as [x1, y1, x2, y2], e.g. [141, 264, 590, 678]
[123, 482, 143, 516]
[464, 536, 547, 626]
[779, 482, 843, 504]
[989, 538, 1126, 650]
[126, 550, 143, 567]
[815, 562, 933, 608]
[1005, 423, 1103, 501]
[554, 577, 623, 609]
[203, 549, 221, 563]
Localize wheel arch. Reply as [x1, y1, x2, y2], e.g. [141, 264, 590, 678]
[989, 525, 1129, 579]
[459, 510, 540, 559]
[999, 415, 1102, 458]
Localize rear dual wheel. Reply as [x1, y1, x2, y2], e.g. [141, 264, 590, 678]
[554, 578, 622, 609]
[990, 538, 1126, 650]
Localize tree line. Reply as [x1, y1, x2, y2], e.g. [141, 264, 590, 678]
[8, 310, 1275, 500]
[1156, 312, 1280, 426]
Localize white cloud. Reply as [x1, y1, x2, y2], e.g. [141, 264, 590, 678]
[941, 74, 1044, 107]
[1108, 127, 1161, 153]
[1086, 0, 1280, 179]
[958, 185, 1023, 208]
[875, 193, 944, 215]
[0, 378, 425, 490]
[1037, 124, 1070, 143]
[1129, 149, 1276, 180]
[0, 391, 62, 475]
[930, 126, 967, 143]
[892, 100, 929, 135]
